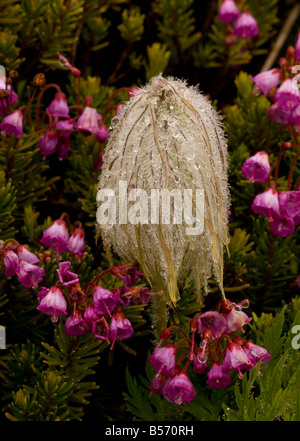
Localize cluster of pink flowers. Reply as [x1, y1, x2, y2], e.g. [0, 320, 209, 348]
[251, 32, 300, 126]
[218, 0, 259, 46]
[1, 242, 45, 289]
[37, 257, 161, 347]
[149, 298, 270, 405]
[240, 34, 300, 238]
[1, 212, 161, 347]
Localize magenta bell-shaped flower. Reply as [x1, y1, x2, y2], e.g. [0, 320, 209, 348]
[16, 245, 40, 265]
[110, 262, 144, 286]
[64, 310, 90, 336]
[37, 285, 68, 322]
[241, 151, 270, 184]
[269, 211, 295, 237]
[267, 102, 292, 126]
[251, 188, 279, 219]
[83, 306, 99, 326]
[92, 316, 111, 342]
[3, 249, 20, 277]
[163, 371, 197, 405]
[207, 362, 231, 389]
[242, 341, 271, 370]
[75, 106, 102, 134]
[197, 311, 227, 340]
[46, 92, 69, 118]
[223, 303, 252, 333]
[110, 310, 134, 347]
[57, 261, 79, 287]
[149, 345, 177, 377]
[67, 226, 85, 259]
[233, 12, 259, 38]
[40, 219, 70, 253]
[0, 110, 23, 138]
[17, 260, 45, 289]
[278, 191, 300, 225]
[38, 130, 59, 157]
[56, 119, 74, 138]
[93, 286, 119, 316]
[251, 68, 282, 96]
[274, 79, 300, 109]
[222, 342, 251, 378]
[218, 0, 240, 24]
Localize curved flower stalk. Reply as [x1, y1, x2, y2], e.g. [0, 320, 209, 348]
[97, 75, 230, 326]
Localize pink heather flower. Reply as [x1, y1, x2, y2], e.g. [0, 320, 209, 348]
[93, 286, 119, 316]
[224, 305, 252, 333]
[251, 68, 282, 96]
[46, 92, 69, 118]
[0, 110, 23, 138]
[17, 260, 45, 289]
[56, 119, 74, 138]
[40, 219, 70, 253]
[269, 211, 295, 237]
[197, 311, 227, 340]
[113, 285, 131, 307]
[290, 104, 300, 126]
[110, 310, 134, 346]
[128, 286, 162, 305]
[64, 310, 90, 335]
[3, 249, 20, 276]
[207, 362, 231, 389]
[57, 138, 71, 161]
[222, 342, 251, 378]
[150, 373, 167, 395]
[149, 345, 177, 376]
[110, 262, 143, 286]
[67, 227, 85, 258]
[163, 372, 197, 405]
[233, 12, 259, 39]
[37, 285, 68, 322]
[193, 352, 208, 374]
[251, 188, 279, 219]
[0, 79, 18, 115]
[16, 245, 40, 265]
[83, 306, 99, 326]
[92, 316, 111, 342]
[75, 107, 101, 134]
[218, 0, 240, 24]
[241, 151, 270, 184]
[274, 79, 300, 109]
[95, 124, 110, 142]
[267, 102, 292, 126]
[242, 341, 271, 370]
[278, 191, 300, 224]
[38, 130, 59, 157]
[56, 261, 79, 286]
[295, 31, 300, 60]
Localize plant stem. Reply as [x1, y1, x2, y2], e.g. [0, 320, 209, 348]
[151, 294, 168, 342]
